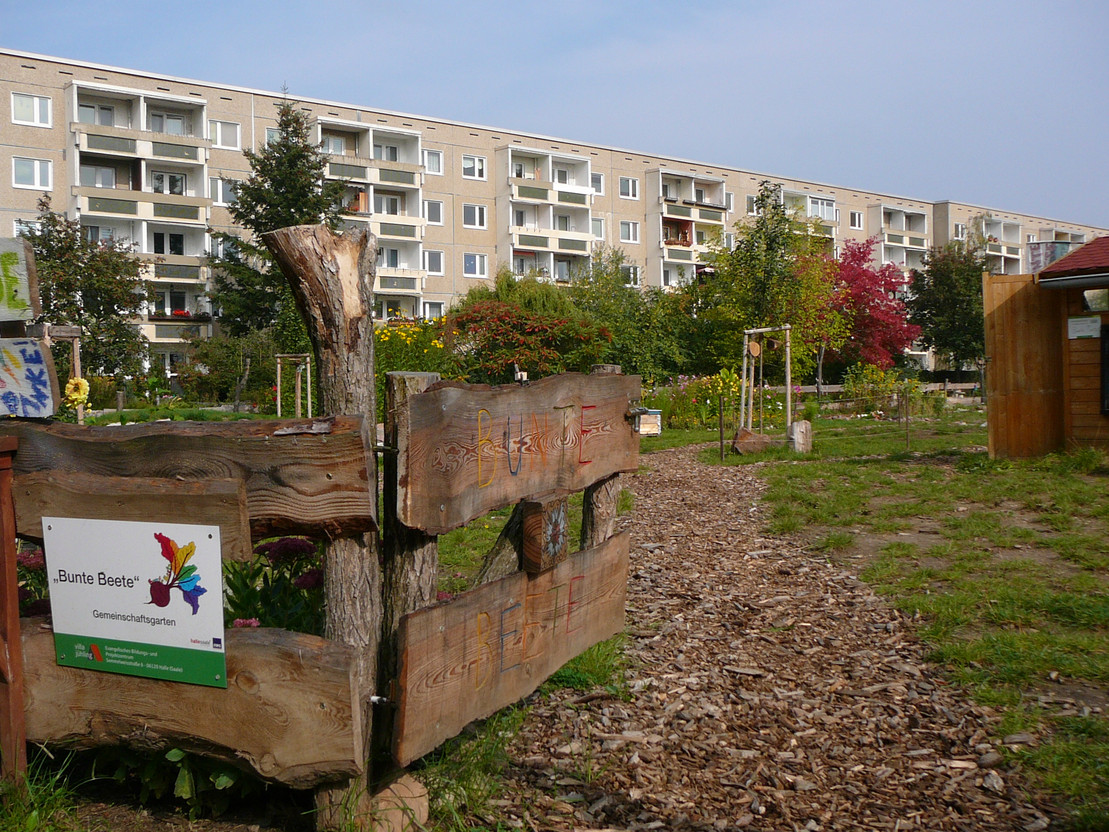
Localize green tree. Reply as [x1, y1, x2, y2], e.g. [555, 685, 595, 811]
[208, 98, 346, 345]
[21, 195, 152, 378]
[175, 329, 278, 410]
[690, 181, 845, 377]
[906, 242, 988, 370]
[569, 245, 686, 381]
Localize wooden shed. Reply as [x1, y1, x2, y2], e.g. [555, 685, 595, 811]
[984, 237, 1109, 458]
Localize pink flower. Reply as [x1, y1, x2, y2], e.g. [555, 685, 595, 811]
[233, 618, 261, 628]
[293, 568, 323, 590]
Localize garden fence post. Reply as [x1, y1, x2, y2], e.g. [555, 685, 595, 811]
[0, 436, 26, 782]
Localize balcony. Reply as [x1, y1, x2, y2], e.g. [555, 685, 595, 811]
[884, 232, 928, 249]
[76, 188, 208, 224]
[141, 320, 212, 343]
[371, 214, 426, 241]
[375, 268, 425, 295]
[135, 254, 206, 283]
[511, 181, 553, 204]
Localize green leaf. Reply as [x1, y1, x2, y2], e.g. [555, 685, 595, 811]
[173, 765, 194, 800]
[212, 770, 236, 790]
[165, 748, 186, 762]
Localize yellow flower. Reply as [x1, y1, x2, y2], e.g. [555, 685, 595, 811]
[64, 376, 89, 408]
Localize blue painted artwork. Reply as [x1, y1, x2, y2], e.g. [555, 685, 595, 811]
[0, 339, 56, 417]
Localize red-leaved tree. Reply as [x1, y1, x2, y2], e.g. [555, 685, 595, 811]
[832, 238, 921, 369]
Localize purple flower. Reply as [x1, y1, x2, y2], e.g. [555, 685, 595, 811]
[436, 590, 454, 602]
[254, 536, 318, 565]
[17, 548, 45, 571]
[233, 618, 261, 628]
[293, 568, 323, 590]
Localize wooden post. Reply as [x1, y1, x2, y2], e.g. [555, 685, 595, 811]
[0, 436, 26, 781]
[378, 372, 440, 776]
[294, 363, 303, 419]
[581, 365, 622, 549]
[264, 225, 382, 828]
[71, 338, 83, 425]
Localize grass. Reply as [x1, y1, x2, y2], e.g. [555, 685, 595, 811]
[0, 751, 80, 832]
[717, 403, 1109, 826]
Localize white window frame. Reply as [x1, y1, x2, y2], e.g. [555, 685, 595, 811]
[462, 203, 487, 229]
[849, 211, 863, 230]
[619, 220, 639, 243]
[150, 111, 187, 136]
[725, 192, 734, 212]
[619, 176, 639, 200]
[592, 217, 605, 239]
[78, 102, 114, 127]
[954, 222, 967, 240]
[12, 157, 52, 190]
[379, 247, 401, 269]
[80, 163, 116, 189]
[422, 301, 444, 319]
[423, 199, 444, 225]
[423, 249, 444, 275]
[374, 143, 399, 162]
[152, 170, 186, 196]
[621, 265, 641, 287]
[463, 252, 488, 278]
[265, 126, 280, 146]
[322, 135, 346, 155]
[555, 167, 570, 185]
[14, 219, 40, 237]
[11, 92, 51, 128]
[209, 120, 241, 150]
[809, 197, 835, 222]
[462, 154, 486, 180]
[422, 149, 443, 175]
[746, 194, 758, 215]
[591, 172, 604, 195]
[210, 177, 237, 206]
[556, 214, 571, 232]
[374, 193, 402, 215]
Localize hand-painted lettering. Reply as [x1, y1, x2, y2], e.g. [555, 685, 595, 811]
[0, 251, 28, 313]
[566, 574, 585, 634]
[555, 404, 574, 450]
[578, 405, 596, 464]
[505, 415, 523, 476]
[499, 602, 522, 673]
[476, 408, 495, 488]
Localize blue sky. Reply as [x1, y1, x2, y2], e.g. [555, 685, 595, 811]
[5, 0, 1108, 226]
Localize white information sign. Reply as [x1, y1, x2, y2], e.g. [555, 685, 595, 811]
[43, 517, 227, 687]
[1067, 316, 1102, 340]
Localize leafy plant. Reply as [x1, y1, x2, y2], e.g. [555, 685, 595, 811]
[223, 536, 325, 634]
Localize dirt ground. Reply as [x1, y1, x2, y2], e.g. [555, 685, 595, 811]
[73, 443, 1062, 831]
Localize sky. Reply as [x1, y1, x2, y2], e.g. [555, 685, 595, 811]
[5, 0, 1108, 227]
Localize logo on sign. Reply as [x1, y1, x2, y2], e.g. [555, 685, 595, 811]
[146, 533, 208, 615]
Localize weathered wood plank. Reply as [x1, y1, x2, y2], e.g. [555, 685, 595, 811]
[22, 619, 361, 788]
[0, 339, 58, 418]
[393, 531, 629, 766]
[0, 440, 28, 780]
[397, 374, 640, 533]
[0, 417, 375, 537]
[0, 238, 41, 322]
[12, 472, 253, 561]
[521, 492, 569, 575]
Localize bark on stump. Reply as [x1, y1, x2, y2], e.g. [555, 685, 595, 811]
[264, 225, 383, 829]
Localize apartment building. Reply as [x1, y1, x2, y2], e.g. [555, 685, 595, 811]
[3, 48, 1107, 373]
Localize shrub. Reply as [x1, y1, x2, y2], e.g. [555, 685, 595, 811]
[842, 363, 900, 415]
[374, 318, 451, 420]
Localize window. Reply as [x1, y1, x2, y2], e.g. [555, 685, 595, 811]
[462, 155, 486, 180]
[422, 149, 442, 175]
[12, 92, 51, 127]
[152, 171, 185, 195]
[661, 183, 671, 199]
[954, 223, 967, 240]
[512, 162, 526, 179]
[463, 253, 487, 278]
[1027, 233, 1037, 244]
[462, 203, 486, 229]
[14, 219, 40, 238]
[378, 247, 400, 269]
[422, 301, 444, 319]
[374, 144, 399, 162]
[696, 230, 707, 245]
[591, 172, 604, 194]
[555, 167, 569, 185]
[619, 177, 638, 199]
[695, 187, 706, 203]
[374, 193, 402, 215]
[209, 235, 237, 259]
[662, 268, 674, 288]
[210, 177, 237, 206]
[619, 221, 639, 243]
[82, 225, 115, 244]
[322, 135, 346, 155]
[514, 208, 528, 228]
[554, 260, 570, 282]
[12, 157, 51, 190]
[209, 120, 240, 149]
[423, 199, 443, 225]
[80, 164, 116, 189]
[849, 211, 863, 230]
[153, 232, 185, 256]
[724, 232, 735, 249]
[725, 192, 734, 212]
[150, 111, 186, 135]
[556, 215, 571, 232]
[79, 102, 115, 126]
[746, 194, 758, 215]
[592, 217, 605, 239]
[423, 250, 444, 275]
[621, 265, 641, 287]
[265, 127, 280, 145]
[809, 197, 835, 221]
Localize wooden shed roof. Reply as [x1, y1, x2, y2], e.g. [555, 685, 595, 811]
[1040, 236, 1109, 279]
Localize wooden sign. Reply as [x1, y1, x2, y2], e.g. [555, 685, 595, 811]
[396, 373, 640, 534]
[21, 621, 362, 787]
[521, 492, 569, 575]
[0, 339, 57, 418]
[0, 238, 40, 322]
[0, 416, 376, 538]
[392, 531, 629, 765]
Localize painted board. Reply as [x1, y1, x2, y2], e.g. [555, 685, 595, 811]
[393, 531, 629, 765]
[0, 339, 57, 417]
[396, 373, 640, 534]
[0, 238, 40, 322]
